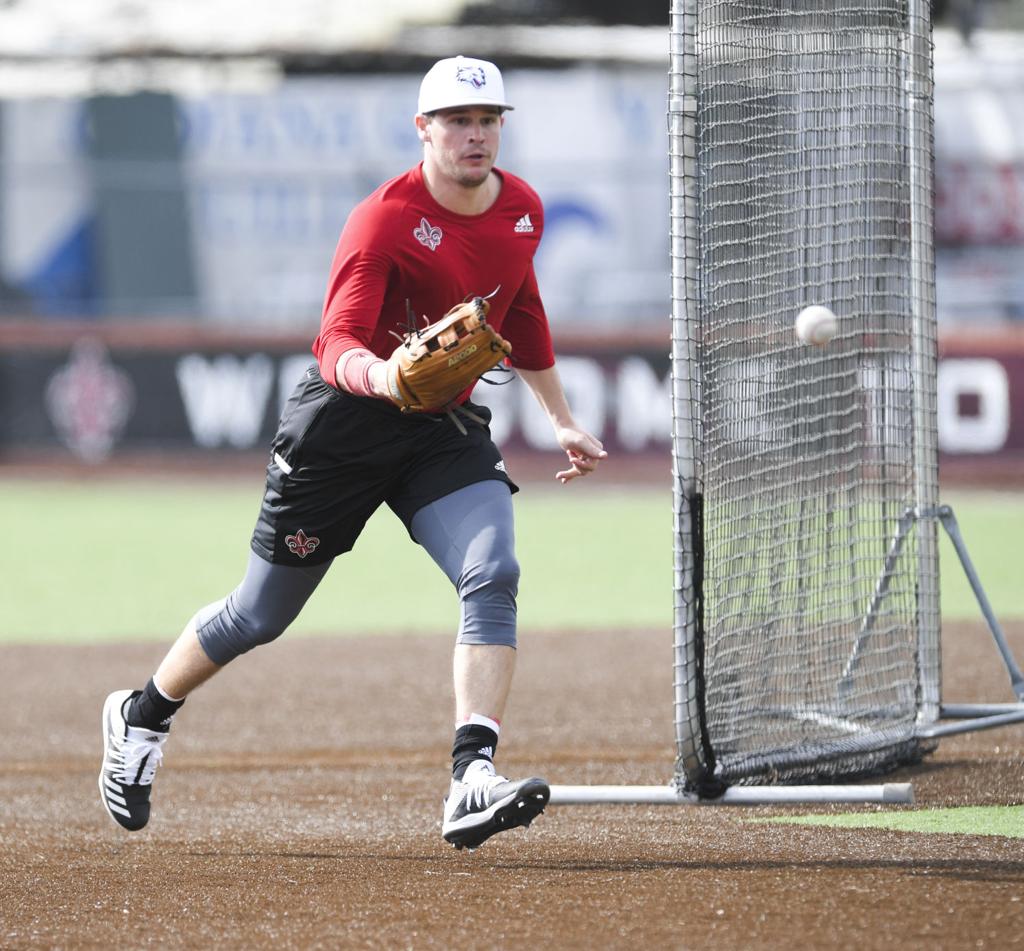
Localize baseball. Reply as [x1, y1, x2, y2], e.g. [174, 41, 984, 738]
[795, 305, 838, 346]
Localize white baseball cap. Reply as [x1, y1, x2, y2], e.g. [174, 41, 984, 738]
[417, 55, 514, 115]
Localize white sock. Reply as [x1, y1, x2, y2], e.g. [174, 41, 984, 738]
[457, 712, 501, 736]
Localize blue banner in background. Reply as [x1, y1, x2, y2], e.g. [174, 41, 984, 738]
[0, 69, 669, 328]
[1, 58, 1023, 325]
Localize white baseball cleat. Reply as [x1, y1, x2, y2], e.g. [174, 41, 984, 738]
[98, 689, 169, 831]
[442, 761, 550, 851]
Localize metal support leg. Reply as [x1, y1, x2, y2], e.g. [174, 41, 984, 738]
[936, 505, 1024, 701]
[840, 503, 1024, 739]
[839, 507, 917, 693]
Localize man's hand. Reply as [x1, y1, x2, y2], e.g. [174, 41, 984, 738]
[554, 426, 608, 484]
[515, 366, 608, 484]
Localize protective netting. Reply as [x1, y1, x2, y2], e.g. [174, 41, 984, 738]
[671, 0, 940, 786]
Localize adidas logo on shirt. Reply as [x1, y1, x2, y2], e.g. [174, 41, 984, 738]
[514, 214, 534, 234]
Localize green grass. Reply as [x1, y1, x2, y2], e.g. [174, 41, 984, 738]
[0, 479, 1020, 644]
[761, 805, 1024, 838]
[936, 492, 1024, 623]
[0, 478, 672, 643]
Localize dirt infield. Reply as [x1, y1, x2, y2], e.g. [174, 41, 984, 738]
[1, 621, 1022, 950]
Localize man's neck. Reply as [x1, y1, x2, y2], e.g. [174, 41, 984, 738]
[422, 164, 501, 216]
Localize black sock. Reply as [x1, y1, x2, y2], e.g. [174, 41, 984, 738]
[126, 678, 184, 731]
[452, 724, 499, 780]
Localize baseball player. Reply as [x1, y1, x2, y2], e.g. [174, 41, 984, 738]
[98, 55, 606, 850]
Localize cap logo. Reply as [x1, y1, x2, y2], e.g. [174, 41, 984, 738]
[456, 65, 487, 89]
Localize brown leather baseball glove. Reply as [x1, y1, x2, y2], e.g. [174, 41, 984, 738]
[384, 297, 512, 412]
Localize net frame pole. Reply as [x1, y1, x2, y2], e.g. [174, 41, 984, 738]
[549, 784, 914, 806]
[905, 0, 943, 726]
[943, 704, 1024, 716]
[839, 508, 919, 692]
[670, 0, 715, 792]
[921, 710, 1024, 739]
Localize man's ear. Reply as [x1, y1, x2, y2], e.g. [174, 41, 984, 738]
[415, 114, 431, 144]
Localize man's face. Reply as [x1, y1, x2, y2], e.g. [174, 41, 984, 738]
[418, 106, 504, 188]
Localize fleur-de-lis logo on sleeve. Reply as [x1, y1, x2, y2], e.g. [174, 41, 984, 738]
[413, 217, 443, 251]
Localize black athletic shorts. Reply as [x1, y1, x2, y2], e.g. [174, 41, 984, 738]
[250, 364, 518, 566]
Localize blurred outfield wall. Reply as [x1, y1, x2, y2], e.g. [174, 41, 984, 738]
[1, 322, 1023, 477]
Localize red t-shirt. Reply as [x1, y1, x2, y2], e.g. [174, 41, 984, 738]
[313, 163, 555, 396]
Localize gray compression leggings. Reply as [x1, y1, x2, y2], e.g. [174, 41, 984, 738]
[195, 480, 519, 666]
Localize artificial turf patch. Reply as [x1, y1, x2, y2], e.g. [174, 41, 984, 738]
[762, 804, 1024, 838]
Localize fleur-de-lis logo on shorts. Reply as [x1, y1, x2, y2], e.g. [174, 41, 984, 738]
[285, 530, 320, 558]
[413, 217, 443, 251]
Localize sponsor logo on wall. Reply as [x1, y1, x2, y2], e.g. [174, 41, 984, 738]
[44, 339, 134, 461]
